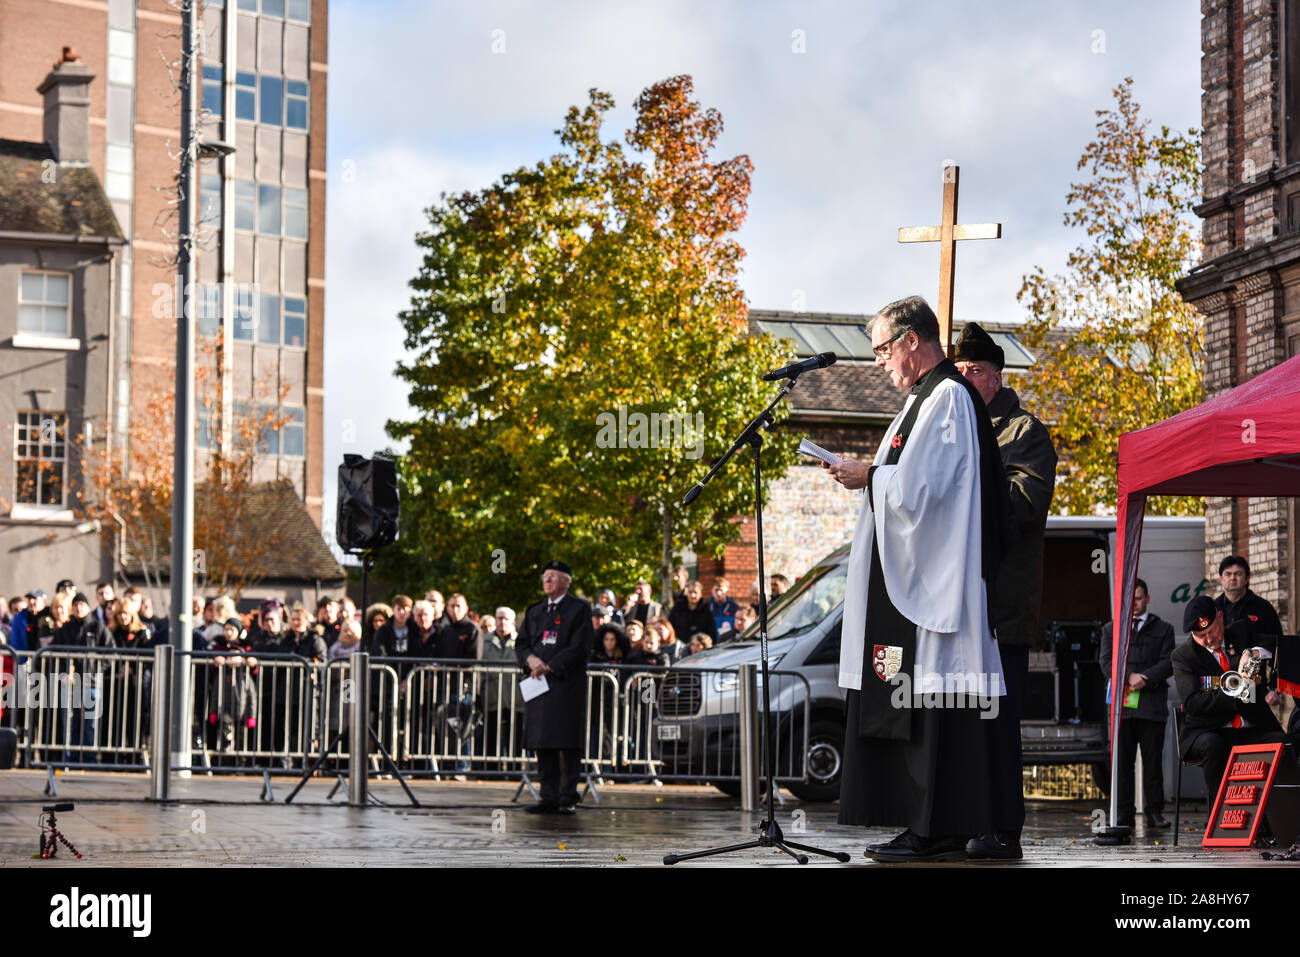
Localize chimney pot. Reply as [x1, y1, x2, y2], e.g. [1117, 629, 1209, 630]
[37, 48, 94, 166]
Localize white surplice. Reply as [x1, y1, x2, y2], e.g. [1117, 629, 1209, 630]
[838, 377, 1005, 697]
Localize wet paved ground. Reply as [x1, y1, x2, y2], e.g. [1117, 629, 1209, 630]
[0, 768, 1279, 866]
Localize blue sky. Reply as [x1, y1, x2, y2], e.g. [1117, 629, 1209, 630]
[321, 0, 1202, 545]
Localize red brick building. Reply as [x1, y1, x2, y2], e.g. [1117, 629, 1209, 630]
[0, 0, 329, 525]
[1178, 0, 1300, 629]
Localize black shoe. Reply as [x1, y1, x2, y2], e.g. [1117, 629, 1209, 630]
[1144, 811, 1171, 829]
[865, 829, 912, 856]
[557, 804, 577, 815]
[868, 831, 967, 863]
[524, 802, 558, 815]
[965, 832, 1023, 861]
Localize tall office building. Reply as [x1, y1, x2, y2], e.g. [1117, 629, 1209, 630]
[0, 0, 329, 590]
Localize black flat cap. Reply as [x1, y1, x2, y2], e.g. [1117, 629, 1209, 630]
[953, 322, 1005, 369]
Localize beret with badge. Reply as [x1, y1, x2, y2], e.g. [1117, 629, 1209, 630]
[1182, 595, 1217, 634]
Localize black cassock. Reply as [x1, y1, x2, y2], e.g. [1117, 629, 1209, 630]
[837, 360, 1010, 839]
[515, 592, 593, 750]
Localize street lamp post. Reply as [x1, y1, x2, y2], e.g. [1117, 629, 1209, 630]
[167, 0, 200, 781]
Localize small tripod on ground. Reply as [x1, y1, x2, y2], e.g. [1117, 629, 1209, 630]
[37, 803, 82, 860]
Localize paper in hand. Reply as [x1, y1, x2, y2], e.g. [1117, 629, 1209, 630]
[798, 438, 842, 466]
[520, 675, 549, 701]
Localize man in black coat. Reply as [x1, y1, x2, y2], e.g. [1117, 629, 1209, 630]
[1098, 577, 1175, 828]
[955, 322, 1058, 860]
[1172, 595, 1284, 803]
[1213, 555, 1286, 716]
[516, 560, 593, 814]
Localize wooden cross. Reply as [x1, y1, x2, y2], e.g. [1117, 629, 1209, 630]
[897, 165, 1001, 354]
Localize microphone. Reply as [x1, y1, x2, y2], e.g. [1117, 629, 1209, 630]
[761, 352, 837, 381]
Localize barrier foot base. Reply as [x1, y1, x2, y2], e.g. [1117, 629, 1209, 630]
[327, 773, 347, 802]
[581, 771, 601, 805]
[43, 765, 57, 797]
[259, 770, 275, 803]
[513, 773, 539, 803]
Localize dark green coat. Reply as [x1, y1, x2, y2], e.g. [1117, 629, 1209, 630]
[988, 387, 1057, 646]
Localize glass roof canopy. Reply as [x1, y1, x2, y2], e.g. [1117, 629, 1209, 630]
[754, 319, 1037, 370]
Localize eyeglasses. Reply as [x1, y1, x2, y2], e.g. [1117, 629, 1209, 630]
[872, 329, 908, 359]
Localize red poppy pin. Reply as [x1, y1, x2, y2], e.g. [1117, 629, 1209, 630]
[890, 435, 902, 449]
[1249, 615, 1259, 622]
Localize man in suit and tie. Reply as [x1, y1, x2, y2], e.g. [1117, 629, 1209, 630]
[1099, 578, 1175, 828]
[1172, 595, 1284, 802]
[517, 560, 594, 815]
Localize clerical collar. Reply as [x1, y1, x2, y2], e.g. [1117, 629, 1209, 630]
[908, 358, 954, 395]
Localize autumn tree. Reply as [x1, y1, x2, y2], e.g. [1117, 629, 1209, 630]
[75, 336, 293, 604]
[384, 75, 795, 610]
[1018, 77, 1203, 515]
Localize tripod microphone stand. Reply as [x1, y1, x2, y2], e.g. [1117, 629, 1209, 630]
[663, 375, 849, 866]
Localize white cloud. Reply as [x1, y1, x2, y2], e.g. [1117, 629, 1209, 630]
[322, 0, 1201, 515]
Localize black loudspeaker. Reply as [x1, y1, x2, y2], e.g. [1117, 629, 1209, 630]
[1048, 621, 1106, 723]
[1024, 670, 1060, 723]
[336, 454, 399, 552]
[0, 727, 16, 770]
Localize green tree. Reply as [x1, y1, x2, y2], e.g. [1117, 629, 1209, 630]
[382, 75, 795, 610]
[1018, 77, 1203, 515]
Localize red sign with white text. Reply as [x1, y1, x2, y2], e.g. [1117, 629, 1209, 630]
[1203, 743, 1286, 848]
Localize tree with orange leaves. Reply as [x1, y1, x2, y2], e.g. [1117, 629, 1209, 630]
[1018, 77, 1203, 515]
[75, 336, 294, 604]
[386, 75, 795, 610]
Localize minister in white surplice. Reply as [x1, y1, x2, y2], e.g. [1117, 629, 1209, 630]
[824, 296, 1008, 863]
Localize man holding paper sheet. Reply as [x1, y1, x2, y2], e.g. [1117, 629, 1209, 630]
[516, 560, 594, 814]
[822, 296, 1008, 862]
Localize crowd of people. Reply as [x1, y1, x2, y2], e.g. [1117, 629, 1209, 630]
[0, 566, 792, 669]
[0, 567, 794, 766]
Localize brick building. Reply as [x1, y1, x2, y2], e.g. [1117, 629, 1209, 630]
[693, 310, 1040, 592]
[0, 1, 333, 601]
[1177, 0, 1300, 630]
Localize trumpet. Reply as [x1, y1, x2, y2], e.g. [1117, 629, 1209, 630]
[1222, 649, 1261, 703]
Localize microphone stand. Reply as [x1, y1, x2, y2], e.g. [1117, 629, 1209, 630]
[663, 374, 850, 866]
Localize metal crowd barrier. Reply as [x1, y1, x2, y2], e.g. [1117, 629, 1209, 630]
[24, 646, 153, 771]
[615, 664, 812, 786]
[9, 650, 819, 795]
[184, 650, 321, 774]
[312, 655, 402, 765]
[394, 662, 621, 779]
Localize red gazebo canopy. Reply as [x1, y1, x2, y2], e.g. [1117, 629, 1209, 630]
[1108, 352, 1300, 824]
